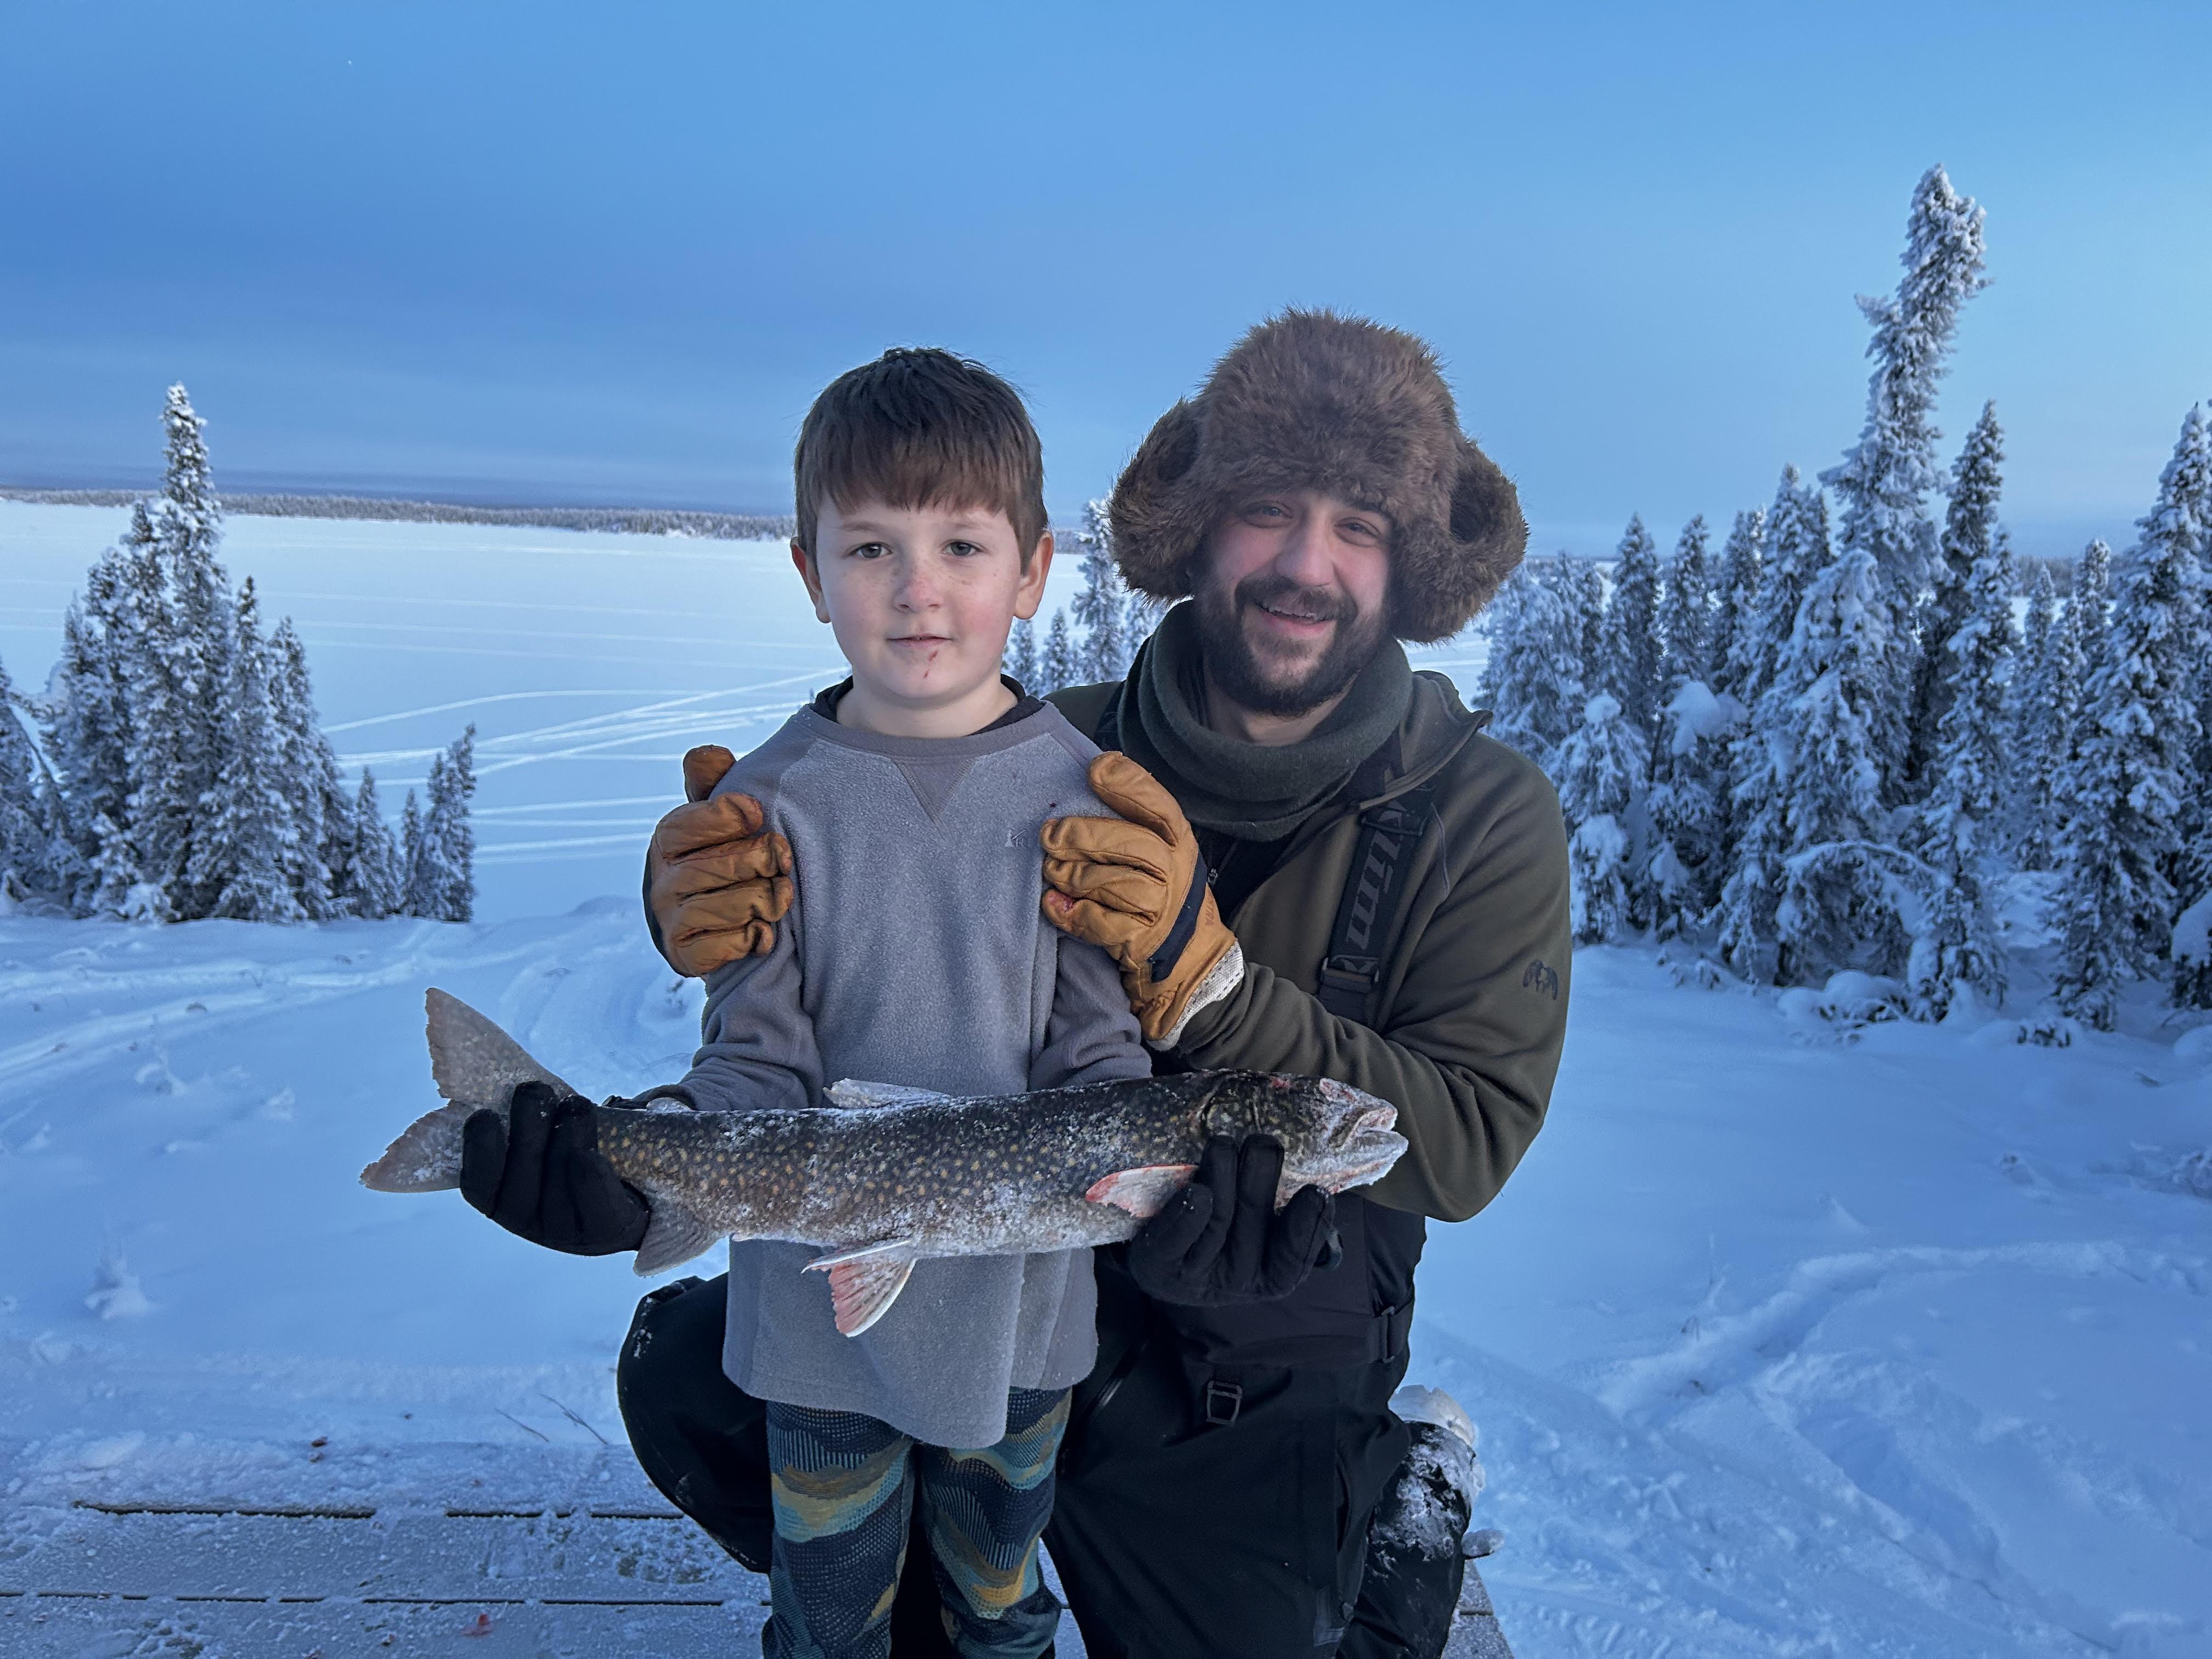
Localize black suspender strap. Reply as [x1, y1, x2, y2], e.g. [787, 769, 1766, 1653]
[1092, 695, 1122, 755]
[1316, 783, 1438, 1024]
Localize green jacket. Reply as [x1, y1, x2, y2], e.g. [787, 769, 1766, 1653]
[1051, 670, 1572, 1226]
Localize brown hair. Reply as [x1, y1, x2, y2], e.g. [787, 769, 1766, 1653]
[793, 347, 1047, 561]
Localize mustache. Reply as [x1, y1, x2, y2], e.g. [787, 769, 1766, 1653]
[1235, 573, 1359, 625]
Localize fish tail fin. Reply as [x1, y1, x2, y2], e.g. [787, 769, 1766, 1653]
[635, 1199, 724, 1276]
[359, 1102, 476, 1192]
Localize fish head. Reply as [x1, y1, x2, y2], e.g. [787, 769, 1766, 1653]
[1188, 1071, 1407, 1201]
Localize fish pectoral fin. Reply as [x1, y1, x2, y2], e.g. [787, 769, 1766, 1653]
[824, 1079, 953, 1110]
[633, 1199, 724, 1277]
[804, 1239, 922, 1337]
[1083, 1164, 1201, 1218]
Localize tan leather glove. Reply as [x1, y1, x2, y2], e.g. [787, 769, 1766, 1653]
[646, 744, 793, 978]
[1041, 752, 1245, 1047]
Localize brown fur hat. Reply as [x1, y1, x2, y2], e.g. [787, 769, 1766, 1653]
[1109, 309, 1527, 643]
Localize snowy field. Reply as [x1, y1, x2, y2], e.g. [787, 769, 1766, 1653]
[3, 505, 2210, 1657]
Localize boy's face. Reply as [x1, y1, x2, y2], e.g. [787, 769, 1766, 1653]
[795, 499, 1051, 716]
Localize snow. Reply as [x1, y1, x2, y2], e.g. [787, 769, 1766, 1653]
[3, 505, 2209, 1656]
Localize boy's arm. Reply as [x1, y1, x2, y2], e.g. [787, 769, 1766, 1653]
[659, 898, 822, 1115]
[1030, 932, 1152, 1090]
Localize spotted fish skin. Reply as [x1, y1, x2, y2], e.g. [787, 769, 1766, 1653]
[360, 990, 1408, 1277]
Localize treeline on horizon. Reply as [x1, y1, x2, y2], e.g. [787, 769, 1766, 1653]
[1478, 166, 2211, 1035]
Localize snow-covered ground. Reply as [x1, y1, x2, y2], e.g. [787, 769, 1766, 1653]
[4, 505, 2209, 1656]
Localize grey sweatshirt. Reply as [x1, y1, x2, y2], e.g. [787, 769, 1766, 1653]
[668, 698, 1150, 1449]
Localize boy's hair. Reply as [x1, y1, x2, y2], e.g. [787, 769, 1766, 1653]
[793, 347, 1048, 562]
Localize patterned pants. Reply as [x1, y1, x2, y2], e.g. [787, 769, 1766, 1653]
[764, 1387, 1070, 1659]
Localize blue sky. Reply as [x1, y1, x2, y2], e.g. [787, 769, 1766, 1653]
[3, 1, 2208, 558]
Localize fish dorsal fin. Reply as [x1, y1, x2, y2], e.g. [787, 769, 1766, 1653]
[425, 989, 575, 1108]
[825, 1079, 953, 1110]
[804, 1238, 922, 1336]
[1083, 1164, 1200, 1218]
[634, 1199, 724, 1277]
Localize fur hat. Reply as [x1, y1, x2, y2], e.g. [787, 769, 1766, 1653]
[1109, 310, 1527, 644]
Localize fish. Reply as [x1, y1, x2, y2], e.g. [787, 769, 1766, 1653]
[362, 989, 1408, 1335]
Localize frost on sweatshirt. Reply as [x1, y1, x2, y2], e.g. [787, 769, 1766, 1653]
[668, 694, 1149, 1449]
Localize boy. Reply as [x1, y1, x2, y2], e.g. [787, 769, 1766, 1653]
[644, 348, 1146, 1658]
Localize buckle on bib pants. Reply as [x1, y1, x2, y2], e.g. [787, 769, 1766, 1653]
[1203, 1380, 1243, 1426]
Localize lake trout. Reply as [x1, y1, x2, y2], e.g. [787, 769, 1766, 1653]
[362, 989, 1408, 1334]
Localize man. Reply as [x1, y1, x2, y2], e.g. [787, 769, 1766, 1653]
[516, 311, 1572, 1654]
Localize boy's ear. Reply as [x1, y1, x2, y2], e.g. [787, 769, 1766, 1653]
[791, 539, 831, 625]
[1014, 530, 1054, 621]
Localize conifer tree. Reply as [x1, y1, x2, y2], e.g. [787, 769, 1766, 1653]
[0, 654, 75, 908]
[1906, 402, 2005, 797]
[1553, 693, 1648, 944]
[1735, 469, 1829, 710]
[2052, 412, 2210, 1026]
[410, 727, 478, 923]
[1647, 519, 1726, 931]
[42, 561, 134, 901]
[1571, 558, 1606, 678]
[187, 580, 303, 923]
[1598, 516, 1664, 741]
[340, 770, 405, 919]
[1003, 615, 1038, 691]
[399, 789, 425, 913]
[2008, 562, 2069, 868]
[1819, 165, 1988, 807]
[1121, 584, 1164, 667]
[1771, 537, 1900, 982]
[1477, 558, 1585, 769]
[1908, 524, 2015, 1018]
[267, 618, 347, 918]
[1070, 500, 1133, 682]
[1038, 609, 1076, 696]
[1710, 507, 1766, 703]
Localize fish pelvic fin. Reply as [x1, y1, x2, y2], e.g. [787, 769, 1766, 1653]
[425, 988, 576, 1109]
[634, 1199, 725, 1277]
[1084, 1164, 1200, 1218]
[359, 1102, 475, 1192]
[804, 1238, 922, 1337]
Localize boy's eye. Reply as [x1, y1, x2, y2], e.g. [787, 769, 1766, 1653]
[849, 541, 891, 560]
[946, 540, 983, 557]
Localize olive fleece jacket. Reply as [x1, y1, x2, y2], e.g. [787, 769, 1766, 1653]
[663, 699, 1151, 1449]
[1052, 670, 1572, 1225]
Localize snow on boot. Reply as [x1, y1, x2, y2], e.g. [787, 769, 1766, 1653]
[1341, 1387, 1493, 1657]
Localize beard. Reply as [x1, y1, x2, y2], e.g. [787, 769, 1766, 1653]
[1192, 568, 1390, 719]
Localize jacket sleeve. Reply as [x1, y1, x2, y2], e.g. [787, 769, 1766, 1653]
[1173, 763, 1572, 1222]
[662, 885, 822, 1116]
[1031, 932, 1153, 1091]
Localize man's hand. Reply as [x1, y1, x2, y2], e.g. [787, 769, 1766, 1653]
[646, 744, 793, 978]
[1041, 752, 1244, 1045]
[1126, 1135, 1336, 1306]
[461, 1081, 651, 1256]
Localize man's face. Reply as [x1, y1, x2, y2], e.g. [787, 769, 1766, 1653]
[1192, 489, 1393, 717]
[795, 498, 1049, 716]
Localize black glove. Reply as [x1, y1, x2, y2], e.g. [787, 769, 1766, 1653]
[1127, 1135, 1336, 1307]
[461, 1080, 651, 1256]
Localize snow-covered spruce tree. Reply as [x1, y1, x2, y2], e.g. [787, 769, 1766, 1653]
[1647, 519, 1731, 932]
[2160, 409, 2212, 1007]
[267, 618, 349, 918]
[1476, 558, 1585, 770]
[1820, 165, 1987, 808]
[399, 789, 425, 914]
[185, 579, 303, 923]
[1770, 536, 1903, 983]
[1553, 692, 1648, 944]
[41, 559, 136, 906]
[1570, 558, 1606, 677]
[339, 770, 405, 919]
[1037, 608, 1076, 696]
[1122, 584, 1165, 664]
[1716, 470, 1833, 980]
[410, 726, 478, 923]
[1906, 402, 2004, 798]
[148, 386, 236, 918]
[1003, 615, 1038, 690]
[2051, 414, 2210, 1026]
[1598, 516, 1664, 743]
[1070, 499, 1134, 683]
[0, 653, 77, 909]
[1709, 507, 1765, 703]
[2008, 563, 2072, 868]
[1907, 524, 2016, 1018]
